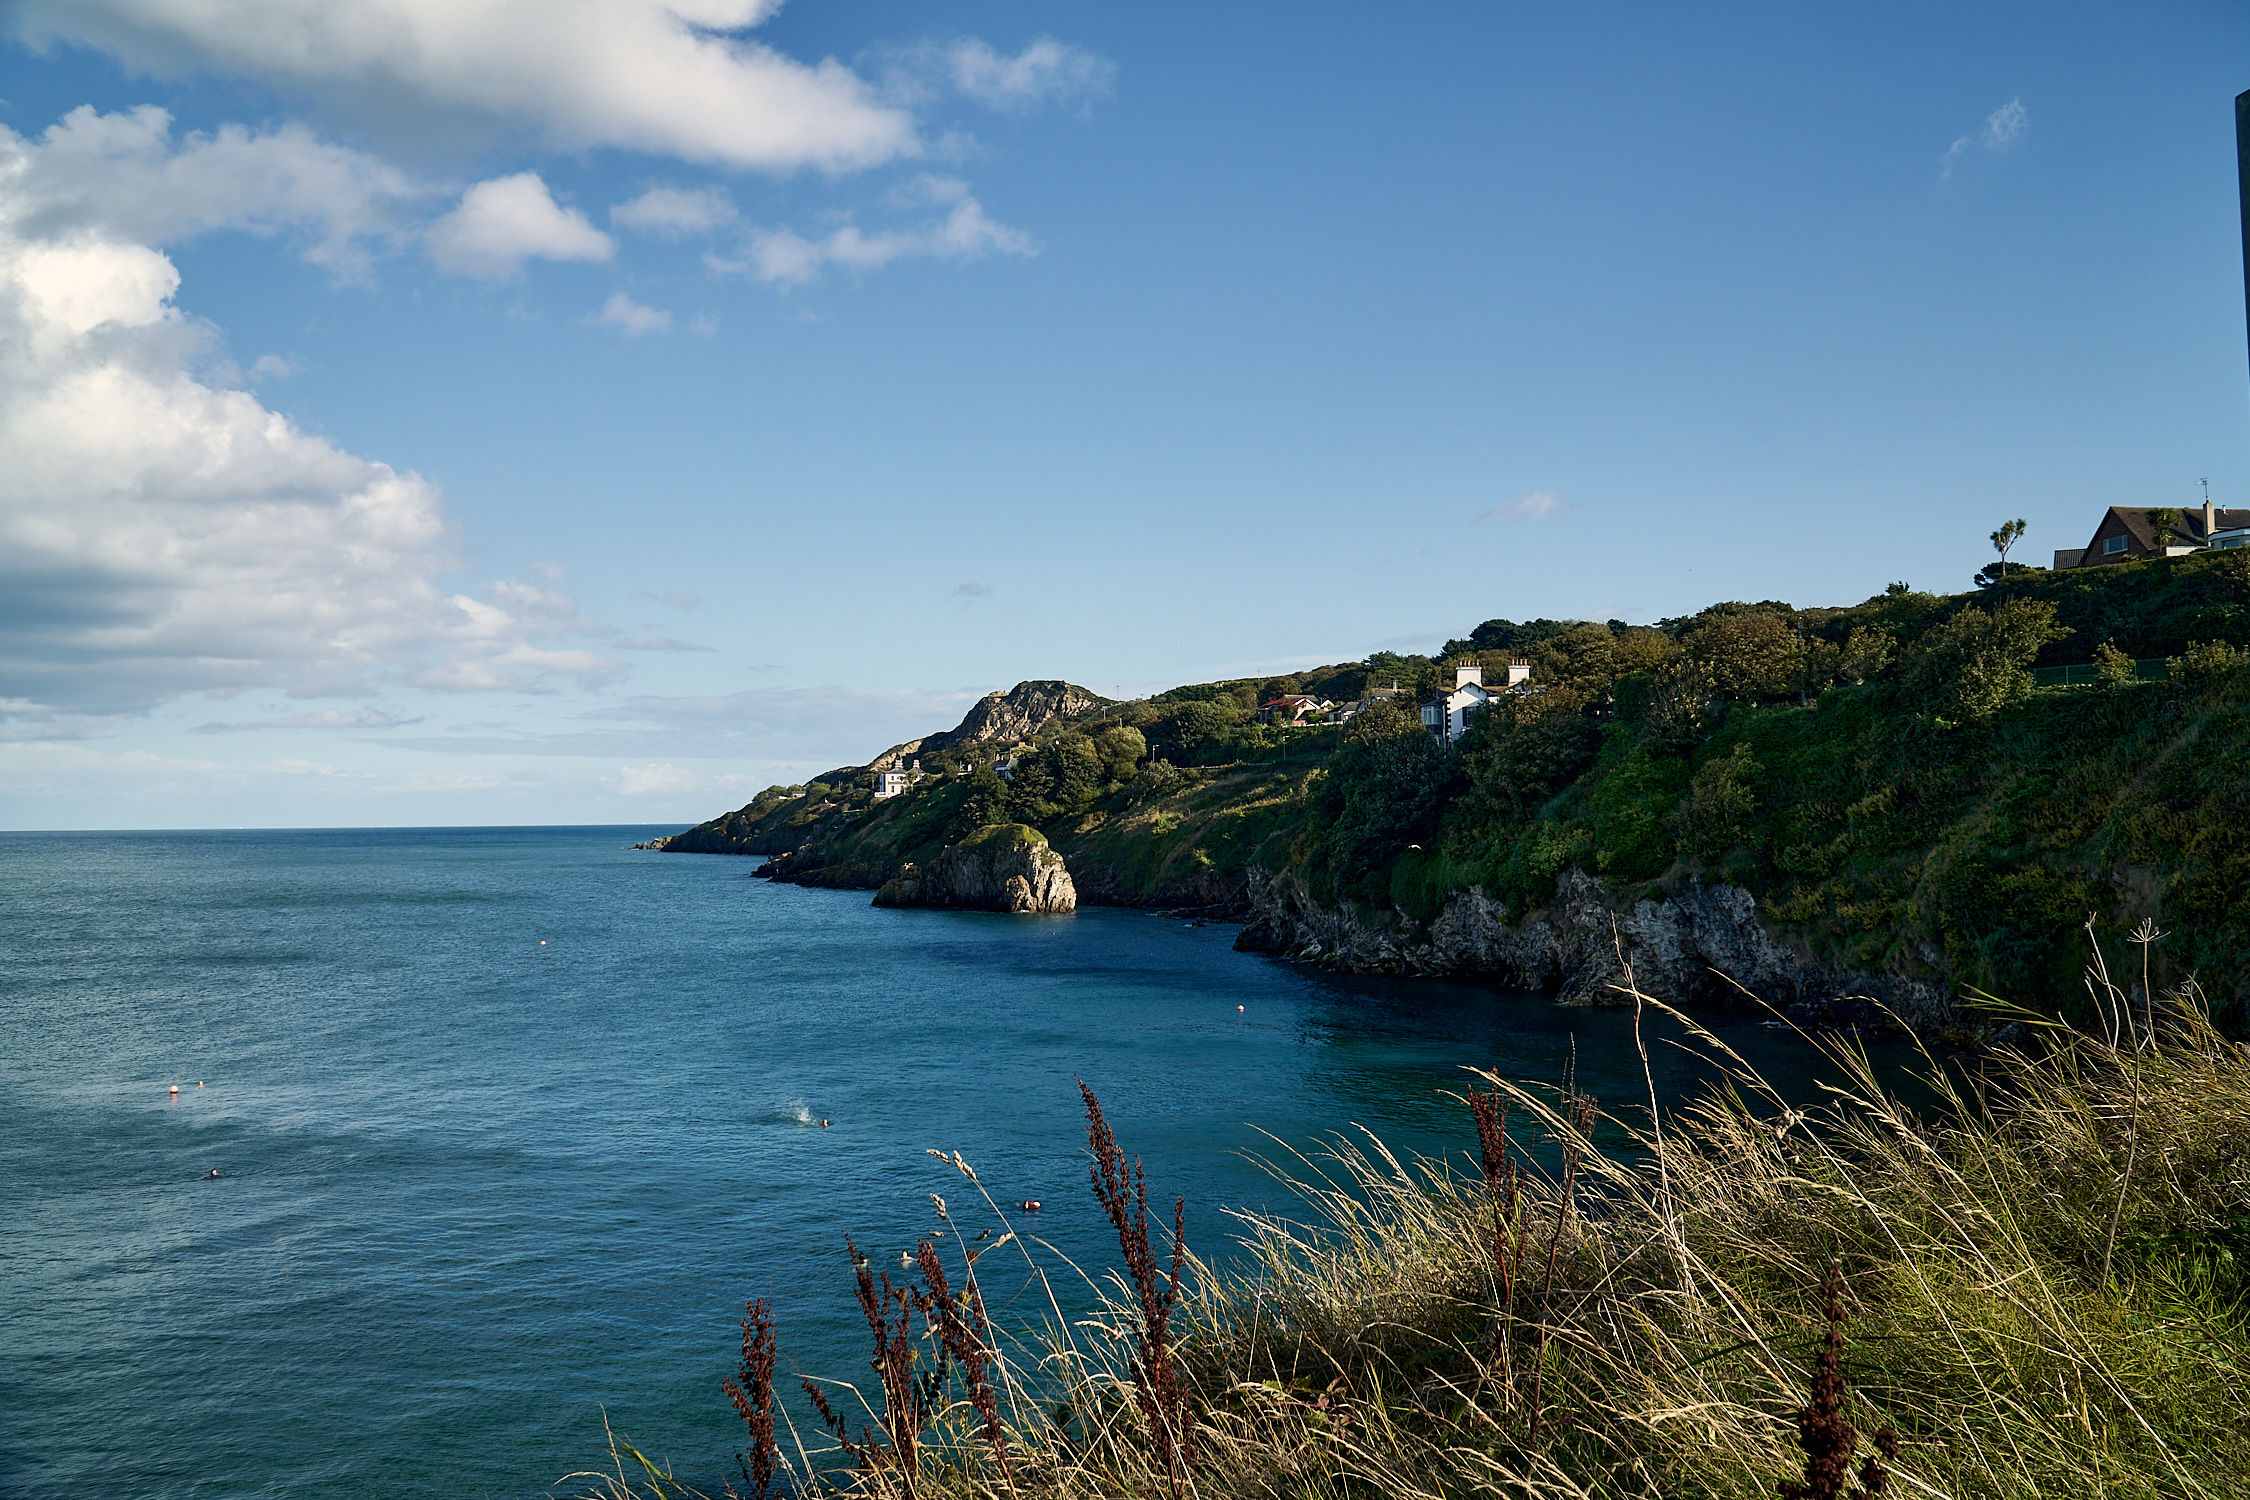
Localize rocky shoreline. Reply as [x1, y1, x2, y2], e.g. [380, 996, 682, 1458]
[872, 824, 1076, 914]
[725, 833, 1957, 1034]
[1232, 866, 1958, 1034]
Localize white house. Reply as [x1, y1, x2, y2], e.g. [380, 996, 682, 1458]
[1421, 660, 1532, 745]
[875, 759, 926, 799]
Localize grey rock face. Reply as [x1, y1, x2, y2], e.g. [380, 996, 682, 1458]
[873, 825, 1077, 914]
[869, 681, 1108, 772]
[1237, 866, 1956, 1034]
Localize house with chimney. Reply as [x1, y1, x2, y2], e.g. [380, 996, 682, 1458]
[2054, 497, 2250, 567]
[1421, 659, 1533, 745]
[1256, 694, 1332, 725]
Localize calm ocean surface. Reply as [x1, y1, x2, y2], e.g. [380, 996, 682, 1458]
[0, 826, 1870, 1498]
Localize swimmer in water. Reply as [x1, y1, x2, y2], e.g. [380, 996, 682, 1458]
[1020, 1200, 1042, 1212]
[820, 1119, 830, 1128]
[201, 1169, 222, 1180]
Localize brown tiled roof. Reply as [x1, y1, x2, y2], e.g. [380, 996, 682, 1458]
[2085, 506, 2250, 555]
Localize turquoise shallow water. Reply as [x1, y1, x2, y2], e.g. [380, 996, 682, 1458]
[0, 826, 1867, 1498]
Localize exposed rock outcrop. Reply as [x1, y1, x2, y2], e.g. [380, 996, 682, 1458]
[660, 681, 1111, 857]
[872, 824, 1076, 914]
[867, 681, 1109, 772]
[1237, 866, 1956, 1034]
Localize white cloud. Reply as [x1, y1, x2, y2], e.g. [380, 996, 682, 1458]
[950, 581, 994, 599]
[1478, 490, 1574, 523]
[878, 37, 1114, 114]
[611, 186, 736, 237]
[614, 635, 712, 651]
[0, 168, 627, 717]
[594, 291, 671, 335]
[0, 105, 417, 276]
[942, 37, 1115, 112]
[426, 173, 612, 278]
[1941, 98, 2027, 178]
[739, 176, 1036, 285]
[248, 353, 300, 380]
[1982, 98, 2026, 150]
[11, 0, 916, 173]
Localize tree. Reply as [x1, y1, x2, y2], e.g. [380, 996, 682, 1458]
[1990, 518, 2027, 571]
[1313, 703, 1459, 900]
[1901, 598, 2068, 721]
[2092, 641, 2134, 686]
[2148, 507, 2183, 550]
[1092, 725, 1147, 783]
[1668, 743, 1761, 860]
[1686, 612, 1801, 701]
[1147, 699, 1240, 765]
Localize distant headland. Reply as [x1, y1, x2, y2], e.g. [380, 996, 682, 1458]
[654, 548, 2250, 1039]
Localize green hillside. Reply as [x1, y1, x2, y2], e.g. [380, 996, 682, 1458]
[665, 549, 2250, 1031]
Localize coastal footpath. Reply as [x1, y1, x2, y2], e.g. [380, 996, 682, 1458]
[654, 553, 2250, 1037]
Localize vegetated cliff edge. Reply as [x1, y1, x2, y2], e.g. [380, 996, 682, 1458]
[657, 555, 2250, 1036]
[872, 824, 1075, 913]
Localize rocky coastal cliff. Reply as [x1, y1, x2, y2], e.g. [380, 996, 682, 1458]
[1235, 866, 1957, 1034]
[866, 681, 1108, 773]
[872, 824, 1077, 913]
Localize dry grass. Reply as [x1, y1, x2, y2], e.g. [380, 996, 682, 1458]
[580, 975, 2250, 1500]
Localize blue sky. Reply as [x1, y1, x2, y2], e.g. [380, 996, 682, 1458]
[2, 0, 2246, 829]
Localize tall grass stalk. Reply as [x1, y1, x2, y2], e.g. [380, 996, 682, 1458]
[583, 979, 2250, 1500]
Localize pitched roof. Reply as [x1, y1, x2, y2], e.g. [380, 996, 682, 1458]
[2088, 506, 2250, 554]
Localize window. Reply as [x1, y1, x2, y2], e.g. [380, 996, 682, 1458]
[2103, 536, 2128, 556]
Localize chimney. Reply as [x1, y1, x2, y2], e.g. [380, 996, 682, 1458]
[2208, 494, 2218, 540]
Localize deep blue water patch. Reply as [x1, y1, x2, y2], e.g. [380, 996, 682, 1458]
[0, 826, 1872, 1498]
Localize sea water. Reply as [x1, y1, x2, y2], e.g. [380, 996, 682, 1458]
[0, 827, 1871, 1498]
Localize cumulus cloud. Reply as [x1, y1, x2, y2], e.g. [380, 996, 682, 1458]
[614, 635, 712, 651]
[0, 156, 627, 718]
[595, 291, 671, 335]
[426, 173, 612, 277]
[11, 0, 915, 172]
[734, 175, 1036, 285]
[611, 186, 736, 237]
[1478, 490, 1574, 524]
[192, 709, 420, 732]
[0, 105, 417, 275]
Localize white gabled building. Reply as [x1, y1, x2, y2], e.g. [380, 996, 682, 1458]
[875, 759, 926, 799]
[1421, 660, 1532, 745]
